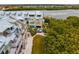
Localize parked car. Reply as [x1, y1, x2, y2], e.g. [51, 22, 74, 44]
[37, 28, 43, 33]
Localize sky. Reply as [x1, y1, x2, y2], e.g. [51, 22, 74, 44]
[0, 0, 79, 4]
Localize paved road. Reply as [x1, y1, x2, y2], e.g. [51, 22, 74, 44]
[25, 32, 33, 54]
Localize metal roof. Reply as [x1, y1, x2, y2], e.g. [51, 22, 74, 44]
[0, 36, 5, 48]
[0, 18, 13, 32]
[36, 11, 42, 15]
[15, 16, 24, 20]
[4, 16, 17, 23]
[0, 35, 11, 50]
[0, 11, 4, 14]
[28, 11, 36, 15]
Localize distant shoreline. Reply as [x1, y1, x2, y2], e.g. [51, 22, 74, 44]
[0, 4, 79, 11]
[5, 8, 79, 11]
[5, 7, 79, 11]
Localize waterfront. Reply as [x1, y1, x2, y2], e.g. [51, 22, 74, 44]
[1, 10, 79, 19]
[43, 10, 79, 19]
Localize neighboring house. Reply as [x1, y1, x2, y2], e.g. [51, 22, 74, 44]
[27, 11, 44, 29]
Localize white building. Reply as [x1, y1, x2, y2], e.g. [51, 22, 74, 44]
[27, 11, 44, 28]
[0, 19, 14, 54]
[0, 16, 27, 54]
[0, 10, 44, 54]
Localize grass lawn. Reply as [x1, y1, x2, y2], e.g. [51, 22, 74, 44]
[32, 35, 45, 54]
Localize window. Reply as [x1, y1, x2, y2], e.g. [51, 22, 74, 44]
[20, 19, 23, 22]
[36, 26, 41, 28]
[27, 21, 29, 24]
[7, 28, 10, 30]
[21, 45, 23, 48]
[37, 15, 41, 17]
[10, 27, 14, 30]
[18, 14, 21, 16]
[15, 28, 19, 38]
[16, 34, 19, 38]
[25, 18, 28, 20]
[29, 15, 35, 17]
[11, 38, 17, 43]
[16, 28, 19, 33]
[17, 45, 19, 48]
[24, 14, 27, 16]
[11, 40, 14, 43]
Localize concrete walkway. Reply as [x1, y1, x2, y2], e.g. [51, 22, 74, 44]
[33, 32, 45, 38]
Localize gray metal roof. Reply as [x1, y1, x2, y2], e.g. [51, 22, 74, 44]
[0, 19, 13, 32]
[0, 36, 5, 48]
